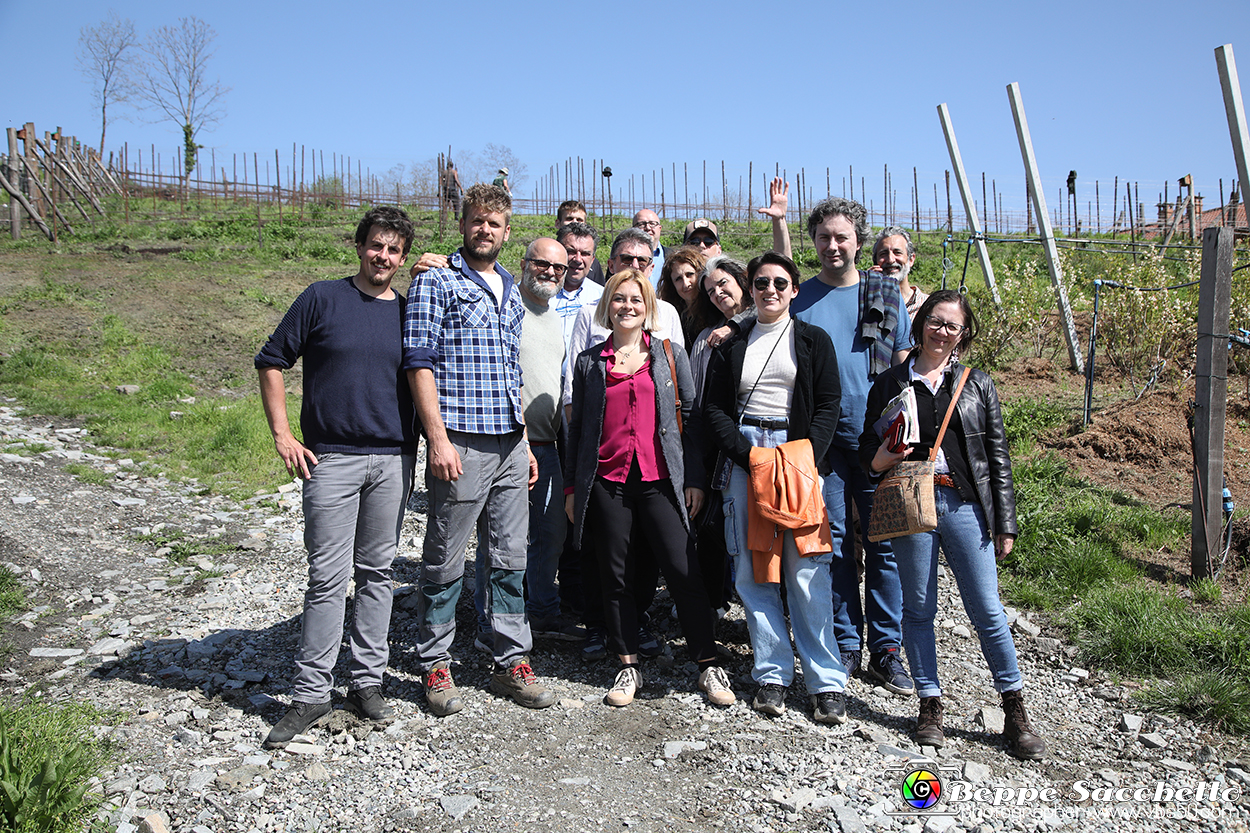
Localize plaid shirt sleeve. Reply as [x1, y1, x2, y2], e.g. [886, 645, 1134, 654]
[403, 262, 524, 435]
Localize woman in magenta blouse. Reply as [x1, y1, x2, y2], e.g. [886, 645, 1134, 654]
[564, 269, 734, 708]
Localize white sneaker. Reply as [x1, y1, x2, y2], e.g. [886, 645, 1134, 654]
[698, 665, 736, 706]
[604, 666, 643, 707]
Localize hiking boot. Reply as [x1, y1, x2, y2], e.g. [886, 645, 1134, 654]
[752, 683, 787, 716]
[637, 624, 667, 658]
[345, 685, 394, 725]
[697, 664, 736, 706]
[840, 649, 862, 679]
[866, 647, 915, 696]
[264, 700, 331, 749]
[424, 662, 464, 717]
[604, 665, 642, 707]
[1002, 689, 1046, 760]
[491, 658, 557, 709]
[915, 696, 945, 748]
[810, 691, 848, 725]
[531, 615, 586, 642]
[582, 627, 608, 661]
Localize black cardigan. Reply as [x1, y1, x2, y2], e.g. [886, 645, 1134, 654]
[702, 317, 842, 474]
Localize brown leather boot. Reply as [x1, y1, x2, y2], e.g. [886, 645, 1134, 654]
[1001, 689, 1046, 759]
[915, 696, 945, 748]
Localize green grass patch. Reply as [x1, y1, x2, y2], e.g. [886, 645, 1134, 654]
[136, 529, 238, 565]
[0, 316, 290, 497]
[62, 463, 108, 487]
[1001, 451, 1250, 731]
[0, 698, 115, 832]
[0, 567, 24, 620]
[1001, 397, 1071, 454]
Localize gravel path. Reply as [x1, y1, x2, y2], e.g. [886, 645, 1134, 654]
[1, 402, 1247, 833]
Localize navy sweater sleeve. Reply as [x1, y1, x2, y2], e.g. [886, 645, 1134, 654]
[255, 277, 416, 455]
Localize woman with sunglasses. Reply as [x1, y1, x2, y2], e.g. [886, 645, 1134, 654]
[564, 269, 735, 708]
[657, 246, 708, 347]
[859, 289, 1045, 760]
[703, 252, 849, 723]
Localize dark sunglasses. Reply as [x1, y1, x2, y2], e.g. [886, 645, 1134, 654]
[753, 276, 791, 292]
[524, 258, 568, 276]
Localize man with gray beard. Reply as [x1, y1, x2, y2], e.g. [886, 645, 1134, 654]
[872, 226, 929, 318]
[472, 238, 582, 643]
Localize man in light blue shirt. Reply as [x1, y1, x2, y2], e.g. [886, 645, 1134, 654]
[632, 209, 672, 286]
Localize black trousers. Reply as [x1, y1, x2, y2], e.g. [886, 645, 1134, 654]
[587, 467, 716, 663]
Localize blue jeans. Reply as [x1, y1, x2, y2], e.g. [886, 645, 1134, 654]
[295, 452, 413, 704]
[474, 443, 565, 627]
[824, 445, 903, 655]
[722, 424, 847, 694]
[893, 484, 1022, 698]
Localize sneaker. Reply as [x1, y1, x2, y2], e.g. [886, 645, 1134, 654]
[697, 665, 736, 707]
[810, 691, 848, 725]
[752, 683, 787, 716]
[637, 625, 666, 658]
[582, 627, 608, 661]
[531, 615, 586, 642]
[345, 685, 395, 725]
[840, 649, 862, 679]
[424, 661, 465, 717]
[1001, 689, 1046, 760]
[491, 658, 557, 709]
[473, 631, 493, 656]
[867, 647, 915, 696]
[604, 665, 643, 707]
[264, 700, 331, 748]
[915, 696, 945, 748]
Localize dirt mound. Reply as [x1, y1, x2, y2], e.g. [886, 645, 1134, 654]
[1048, 391, 1196, 505]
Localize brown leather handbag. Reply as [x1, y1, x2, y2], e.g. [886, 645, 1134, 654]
[867, 367, 970, 542]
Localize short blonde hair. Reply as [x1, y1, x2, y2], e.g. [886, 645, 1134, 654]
[594, 269, 660, 332]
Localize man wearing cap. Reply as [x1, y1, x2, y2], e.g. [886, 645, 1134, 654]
[632, 209, 673, 286]
[493, 167, 512, 195]
[683, 218, 723, 258]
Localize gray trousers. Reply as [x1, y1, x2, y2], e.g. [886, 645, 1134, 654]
[292, 452, 413, 704]
[418, 429, 532, 669]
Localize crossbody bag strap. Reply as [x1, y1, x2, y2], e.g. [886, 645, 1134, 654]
[662, 339, 683, 434]
[928, 366, 971, 463]
[735, 318, 792, 426]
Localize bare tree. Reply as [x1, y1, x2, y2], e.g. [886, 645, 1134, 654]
[77, 12, 138, 155]
[135, 16, 229, 183]
[481, 143, 527, 190]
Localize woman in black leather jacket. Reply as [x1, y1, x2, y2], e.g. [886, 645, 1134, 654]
[859, 289, 1045, 761]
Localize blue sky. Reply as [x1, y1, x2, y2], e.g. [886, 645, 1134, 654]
[7, 0, 1249, 231]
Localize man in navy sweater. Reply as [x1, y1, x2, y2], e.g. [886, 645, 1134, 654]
[255, 206, 417, 747]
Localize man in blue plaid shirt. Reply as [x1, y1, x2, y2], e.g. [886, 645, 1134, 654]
[403, 183, 557, 716]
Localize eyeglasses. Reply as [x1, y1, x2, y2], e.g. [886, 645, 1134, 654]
[925, 316, 966, 335]
[524, 258, 568, 277]
[753, 276, 791, 292]
[615, 254, 654, 268]
[687, 236, 717, 248]
[633, 220, 661, 230]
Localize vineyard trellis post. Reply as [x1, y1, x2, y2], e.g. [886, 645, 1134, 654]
[1216, 44, 1250, 229]
[1006, 82, 1084, 374]
[936, 103, 1001, 304]
[1192, 226, 1234, 580]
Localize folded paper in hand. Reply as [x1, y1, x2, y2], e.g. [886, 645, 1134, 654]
[872, 386, 919, 453]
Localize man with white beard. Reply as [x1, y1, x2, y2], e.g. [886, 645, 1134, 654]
[872, 226, 928, 318]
